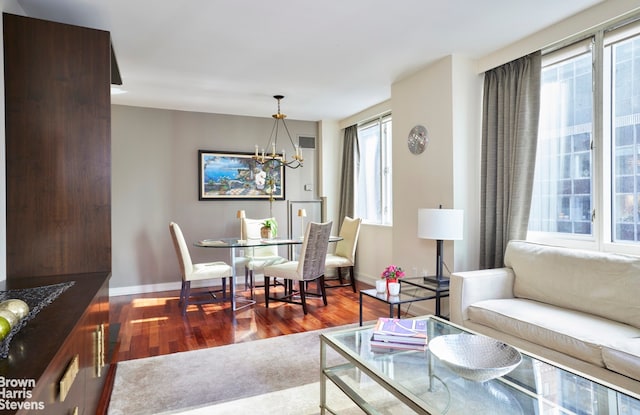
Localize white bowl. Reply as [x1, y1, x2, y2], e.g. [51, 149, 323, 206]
[429, 334, 522, 382]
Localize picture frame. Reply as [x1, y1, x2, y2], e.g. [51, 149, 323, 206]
[198, 150, 285, 200]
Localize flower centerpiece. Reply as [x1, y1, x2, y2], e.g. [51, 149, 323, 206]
[381, 264, 404, 282]
[381, 265, 405, 294]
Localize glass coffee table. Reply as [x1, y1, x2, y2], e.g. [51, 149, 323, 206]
[320, 316, 640, 414]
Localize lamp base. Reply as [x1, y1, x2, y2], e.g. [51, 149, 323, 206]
[422, 275, 450, 288]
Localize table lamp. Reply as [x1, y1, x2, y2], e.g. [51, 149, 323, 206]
[418, 206, 463, 287]
[237, 210, 246, 240]
[298, 208, 307, 238]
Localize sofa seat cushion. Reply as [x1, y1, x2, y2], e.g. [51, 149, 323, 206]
[468, 298, 640, 367]
[602, 339, 640, 380]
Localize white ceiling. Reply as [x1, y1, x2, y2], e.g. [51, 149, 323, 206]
[18, 0, 603, 121]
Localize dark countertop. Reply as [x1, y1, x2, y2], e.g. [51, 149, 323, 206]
[0, 272, 110, 381]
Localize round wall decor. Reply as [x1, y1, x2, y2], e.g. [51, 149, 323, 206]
[407, 125, 428, 155]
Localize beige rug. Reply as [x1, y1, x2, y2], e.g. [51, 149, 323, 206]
[108, 327, 351, 415]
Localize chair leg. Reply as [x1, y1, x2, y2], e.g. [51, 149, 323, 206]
[319, 275, 328, 306]
[337, 268, 344, 285]
[265, 276, 270, 308]
[179, 280, 186, 307]
[249, 269, 254, 299]
[299, 281, 308, 314]
[222, 278, 227, 299]
[181, 281, 191, 315]
[349, 266, 356, 293]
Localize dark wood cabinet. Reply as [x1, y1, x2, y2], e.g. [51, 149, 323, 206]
[3, 12, 111, 278]
[0, 273, 110, 415]
[2, 12, 113, 414]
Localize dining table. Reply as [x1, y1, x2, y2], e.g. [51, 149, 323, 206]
[194, 236, 342, 311]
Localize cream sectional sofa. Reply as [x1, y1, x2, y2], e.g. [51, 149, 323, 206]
[450, 240, 640, 396]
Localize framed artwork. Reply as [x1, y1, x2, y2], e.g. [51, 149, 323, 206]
[198, 150, 285, 200]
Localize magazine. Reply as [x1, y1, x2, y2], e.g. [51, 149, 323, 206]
[370, 338, 428, 352]
[371, 317, 428, 345]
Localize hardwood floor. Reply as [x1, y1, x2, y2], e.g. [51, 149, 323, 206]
[109, 280, 393, 362]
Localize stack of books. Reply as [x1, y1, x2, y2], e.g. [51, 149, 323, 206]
[370, 317, 428, 351]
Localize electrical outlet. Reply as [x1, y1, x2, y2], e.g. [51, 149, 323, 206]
[412, 267, 418, 278]
[422, 268, 429, 277]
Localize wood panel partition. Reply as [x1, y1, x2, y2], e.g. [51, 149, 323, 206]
[4, 13, 112, 278]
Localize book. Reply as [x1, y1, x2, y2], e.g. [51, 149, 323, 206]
[371, 318, 428, 345]
[370, 338, 428, 352]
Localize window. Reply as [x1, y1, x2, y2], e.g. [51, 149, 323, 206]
[355, 113, 392, 225]
[528, 18, 640, 253]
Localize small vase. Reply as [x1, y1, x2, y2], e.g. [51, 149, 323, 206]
[386, 278, 397, 292]
[260, 227, 272, 239]
[388, 282, 400, 296]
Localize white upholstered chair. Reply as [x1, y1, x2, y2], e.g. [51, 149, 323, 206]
[169, 222, 233, 315]
[325, 216, 362, 292]
[239, 217, 287, 296]
[264, 221, 333, 314]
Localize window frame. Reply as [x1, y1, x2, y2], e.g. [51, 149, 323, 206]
[527, 15, 640, 256]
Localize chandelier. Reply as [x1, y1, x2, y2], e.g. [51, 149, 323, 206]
[253, 95, 303, 169]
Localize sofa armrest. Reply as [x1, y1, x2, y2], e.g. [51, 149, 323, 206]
[449, 268, 515, 325]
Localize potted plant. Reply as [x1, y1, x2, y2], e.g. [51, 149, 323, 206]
[261, 218, 278, 239]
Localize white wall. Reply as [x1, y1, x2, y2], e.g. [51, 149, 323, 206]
[111, 105, 319, 293]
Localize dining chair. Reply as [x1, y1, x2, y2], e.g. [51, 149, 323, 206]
[325, 216, 362, 292]
[239, 217, 288, 297]
[169, 222, 233, 315]
[264, 221, 333, 314]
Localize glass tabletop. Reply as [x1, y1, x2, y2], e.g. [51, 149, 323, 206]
[360, 288, 440, 305]
[321, 316, 640, 414]
[195, 235, 341, 248]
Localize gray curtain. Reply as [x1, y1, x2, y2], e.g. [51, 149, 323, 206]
[338, 125, 359, 221]
[480, 51, 542, 269]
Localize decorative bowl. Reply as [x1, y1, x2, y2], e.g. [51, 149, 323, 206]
[428, 334, 522, 382]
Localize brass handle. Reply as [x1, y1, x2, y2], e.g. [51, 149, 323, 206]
[95, 324, 105, 377]
[59, 355, 79, 402]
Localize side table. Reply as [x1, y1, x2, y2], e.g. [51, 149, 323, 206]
[359, 278, 449, 325]
[400, 277, 450, 317]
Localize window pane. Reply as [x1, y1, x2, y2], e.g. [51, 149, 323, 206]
[355, 114, 392, 225]
[356, 122, 382, 223]
[611, 33, 640, 242]
[529, 52, 594, 236]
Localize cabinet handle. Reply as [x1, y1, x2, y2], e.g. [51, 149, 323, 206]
[59, 354, 79, 402]
[95, 324, 106, 377]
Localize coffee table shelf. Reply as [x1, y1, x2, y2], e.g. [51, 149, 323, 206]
[320, 316, 640, 414]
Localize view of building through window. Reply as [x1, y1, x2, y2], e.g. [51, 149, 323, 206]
[529, 22, 640, 248]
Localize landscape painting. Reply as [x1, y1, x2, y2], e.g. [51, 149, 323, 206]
[198, 150, 285, 200]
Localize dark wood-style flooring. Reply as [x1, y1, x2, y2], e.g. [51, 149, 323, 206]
[109, 280, 392, 362]
[99, 279, 417, 414]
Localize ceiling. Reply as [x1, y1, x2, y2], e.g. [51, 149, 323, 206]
[17, 0, 604, 121]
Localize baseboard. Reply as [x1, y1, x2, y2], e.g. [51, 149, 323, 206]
[108, 279, 233, 297]
[109, 275, 448, 317]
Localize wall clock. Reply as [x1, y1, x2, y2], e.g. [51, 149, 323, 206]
[407, 125, 428, 155]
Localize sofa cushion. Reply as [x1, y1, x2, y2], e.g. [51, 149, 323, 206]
[468, 298, 640, 367]
[602, 339, 640, 381]
[504, 240, 640, 329]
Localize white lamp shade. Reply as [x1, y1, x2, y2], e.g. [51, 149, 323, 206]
[418, 208, 464, 240]
[298, 208, 307, 217]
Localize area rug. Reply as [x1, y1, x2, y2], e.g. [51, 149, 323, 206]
[108, 327, 351, 415]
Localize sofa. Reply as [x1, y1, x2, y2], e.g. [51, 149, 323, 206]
[450, 240, 640, 396]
